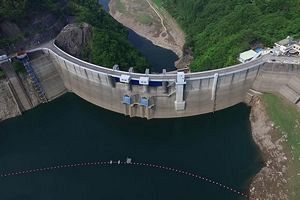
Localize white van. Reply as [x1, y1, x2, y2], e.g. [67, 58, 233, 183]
[0, 54, 9, 64]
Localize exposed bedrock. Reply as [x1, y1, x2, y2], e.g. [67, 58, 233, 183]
[55, 23, 92, 58]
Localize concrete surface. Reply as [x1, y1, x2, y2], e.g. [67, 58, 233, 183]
[1, 62, 32, 111]
[25, 42, 300, 119]
[29, 51, 67, 101]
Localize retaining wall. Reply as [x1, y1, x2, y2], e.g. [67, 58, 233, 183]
[253, 62, 300, 92]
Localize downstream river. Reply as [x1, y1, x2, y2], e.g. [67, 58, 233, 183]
[99, 0, 178, 72]
[0, 1, 263, 199]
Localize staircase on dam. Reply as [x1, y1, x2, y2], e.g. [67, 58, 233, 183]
[28, 52, 67, 101]
[279, 76, 300, 107]
[22, 59, 48, 103]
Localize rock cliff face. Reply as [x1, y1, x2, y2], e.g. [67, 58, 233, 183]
[55, 23, 92, 59]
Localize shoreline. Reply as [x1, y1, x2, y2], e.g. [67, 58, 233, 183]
[107, 2, 294, 196]
[0, 78, 21, 121]
[249, 96, 291, 200]
[0, 69, 295, 199]
[0, 72, 42, 122]
[108, 0, 192, 69]
[0, 51, 66, 122]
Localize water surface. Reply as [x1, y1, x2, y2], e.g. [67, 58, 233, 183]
[0, 1, 263, 199]
[0, 94, 263, 200]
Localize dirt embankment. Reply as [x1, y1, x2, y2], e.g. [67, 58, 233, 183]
[249, 97, 290, 200]
[109, 0, 192, 69]
[0, 73, 41, 122]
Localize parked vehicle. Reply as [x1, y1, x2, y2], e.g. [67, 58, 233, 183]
[0, 54, 8, 61]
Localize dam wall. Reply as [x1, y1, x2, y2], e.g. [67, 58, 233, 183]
[253, 62, 300, 106]
[28, 42, 300, 119]
[253, 62, 300, 92]
[28, 51, 67, 101]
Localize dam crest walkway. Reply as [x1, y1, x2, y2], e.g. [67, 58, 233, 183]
[24, 41, 300, 118]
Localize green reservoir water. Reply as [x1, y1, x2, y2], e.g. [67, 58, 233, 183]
[0, 94, 263, 200]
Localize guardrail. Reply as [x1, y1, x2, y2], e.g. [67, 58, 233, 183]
[28, 41, 300, 83]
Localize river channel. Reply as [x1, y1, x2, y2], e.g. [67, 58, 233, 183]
[99, 0, 178, 72]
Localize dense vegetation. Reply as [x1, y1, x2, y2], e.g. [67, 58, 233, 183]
[68, 0, 149, 72]
[0, 0, 67, 24]
[0, 0, 149, 72]
[263, 94, 300, 200]
[157, 0, 300, 71]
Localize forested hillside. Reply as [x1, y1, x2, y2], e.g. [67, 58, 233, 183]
[0, 0, 61, 21]
[67, 0, 149, 71]
[0, 0, 149, 72]
[158, 0, 300, 71]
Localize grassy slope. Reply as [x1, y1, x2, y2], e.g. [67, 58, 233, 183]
[262, 94, 300, 199]
[153, 0, 162, 8]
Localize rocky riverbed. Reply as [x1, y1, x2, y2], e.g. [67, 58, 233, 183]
[109, 0, 192, 69]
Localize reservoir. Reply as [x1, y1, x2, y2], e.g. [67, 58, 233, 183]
[0, 1, 263, 199]
[0, 94, 262, 200]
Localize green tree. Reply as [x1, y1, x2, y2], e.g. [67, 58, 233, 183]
[0, 0, 28, 20]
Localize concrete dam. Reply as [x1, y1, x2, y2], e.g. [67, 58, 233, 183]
[27, 42, 300, 119]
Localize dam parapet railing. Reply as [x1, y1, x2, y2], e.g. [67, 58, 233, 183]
[26, 41, 300, 119]
[29, 41, 268, 80]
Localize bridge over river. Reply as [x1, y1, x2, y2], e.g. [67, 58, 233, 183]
[25, 41, 300, 119]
